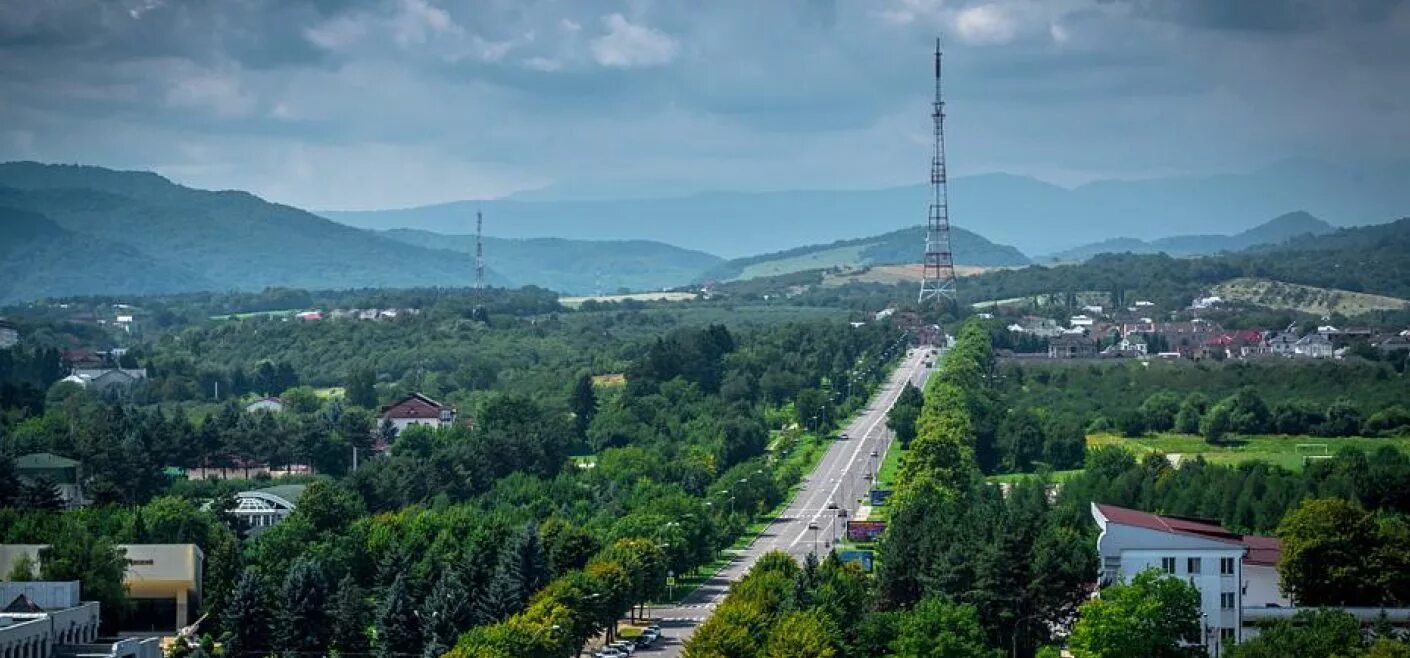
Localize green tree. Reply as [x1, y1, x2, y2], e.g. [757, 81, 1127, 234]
[1068, 569, 1202, 658]
[346, 366, 378, 409]
[1174, 392, 1208, 435]
[5, 554, 37, 581]
[570, 374, 597, 441]
[376, 575, 421, 658]
[1226, 609, 1363, 658]
[220, 570, 266, 658]
[765, 610, 841, 658]
[1140, 392, 1182, 433]
[421, 570, 469, 658]
[1277, 498, 1378, 606]
[330, 575, 372, 656]
[292, 479, 366, 533]
[39, 533, 128, 628]
[1201, 399, 1234, 444]
[274, 558, 329, 653]
[890, 597, 1000, 658]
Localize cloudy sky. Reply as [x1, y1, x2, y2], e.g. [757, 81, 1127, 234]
[1, 0, 1407, 210]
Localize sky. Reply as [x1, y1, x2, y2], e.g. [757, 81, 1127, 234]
[1, 0, 1407, 210]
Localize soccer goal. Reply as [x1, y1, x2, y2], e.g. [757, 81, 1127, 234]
[1297, 443, 1331, 465]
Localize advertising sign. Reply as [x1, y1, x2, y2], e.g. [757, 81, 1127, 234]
[847, 520, 887, 542]
[869, 489, 894, 506]
[836, 550, 874, 572]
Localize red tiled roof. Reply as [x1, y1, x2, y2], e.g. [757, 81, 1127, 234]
[381, 392, 449, 419]
[1095, 503, 1282, 566]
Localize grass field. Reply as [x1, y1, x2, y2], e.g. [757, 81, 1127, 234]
[1211, 277, 1410, 316]
[735, 244, 871, 281]
[1088, 432, 1410, 471]
[821, 264, 998, 287]
[986, 469, 1085, 484]
[209, 308, 301, 320]
[559, 291, 698, 307]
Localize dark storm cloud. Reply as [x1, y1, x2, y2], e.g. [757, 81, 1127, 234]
[0, 0, 1406, 209]
[1108, 0, 1408, 32]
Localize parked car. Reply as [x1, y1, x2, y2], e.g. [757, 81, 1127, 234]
[636, 631, 658, 647]
[594, 649, 622, 658]
[611, 640, 636, 655]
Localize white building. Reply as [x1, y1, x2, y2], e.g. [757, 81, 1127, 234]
[227, 485, 305, 533]
[1070, 315, 1095, 328]
[0, 581, 160, 658]
[1092, 503, 1287, 656]
[0, 320, 17, 349]
[1294, 333, 1334, 358]
[380, 393, 457, 433]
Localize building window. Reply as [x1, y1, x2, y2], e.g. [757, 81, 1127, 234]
[1221, 592, 1236, 609]
[1220, 628, 1236, 643]
[1221, 557, 1235, 575]
[1187, 557, 1202, 574]
[1161, 557, 1176, 574]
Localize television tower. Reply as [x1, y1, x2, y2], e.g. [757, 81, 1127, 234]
[918, 38, 957, 305]
[474, 210, 486, 290]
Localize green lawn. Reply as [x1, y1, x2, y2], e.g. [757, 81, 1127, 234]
[1088, 432, 1410, 471]
[209, 308, 301, 320]
[986, 469, 1085, 484]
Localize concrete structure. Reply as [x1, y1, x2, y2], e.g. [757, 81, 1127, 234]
[243, 397, 285, 414]
[228, 485, 305, 533]
[1266, 332, 1298, 357]
[380, 393, 457, 432]
[62, 370, 147, 394]
[0, 582, 156, 658]
[1093, 503, 1287, 656]
[0, 320, 17, 349]
[1048, 334, 1097, 359]
[0, 546, 202, 634]
[13, 454, 85, 509]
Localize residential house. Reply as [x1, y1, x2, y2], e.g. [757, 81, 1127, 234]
[1069, 314, 1095, 329]
[380, 393, 458, 432]
[1157, 320, 1223, 358]
[15, 453, 86, 508]
[1294, 333, 1334, 358]
[1048, 334, 1097, 359]
[1266, 332, 1299, 357]
[1377, 334, 1410, 353]
[1118, 335, 1148, 355]
[244, 397, 285, 414]
[0, 320, 17, 349]
[1203, 331, 1268, 359]
[295, 311, 322, 321]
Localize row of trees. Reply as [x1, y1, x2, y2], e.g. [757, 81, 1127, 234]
[1121, 388, 1410, 442]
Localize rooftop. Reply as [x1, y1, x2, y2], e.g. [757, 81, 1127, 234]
[16, 452, 81, 469]
[1094, 503, 1282, 566]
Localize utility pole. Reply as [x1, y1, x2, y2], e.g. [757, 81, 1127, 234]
[918, 38, 958, 306]
[475, 210, 486, 291]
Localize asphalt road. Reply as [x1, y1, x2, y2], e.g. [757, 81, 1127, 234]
[639, 346, 937, 657]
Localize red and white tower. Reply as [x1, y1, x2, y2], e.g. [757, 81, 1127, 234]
[918, 38, 958, 305]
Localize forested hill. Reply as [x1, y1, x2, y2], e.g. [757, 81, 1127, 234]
[700, 224, 1030, 282]
[380, 229, 722, 294]
[0, 162, 520, 304]
[1043, 211, 1335, 263]
[960, 216, 1410, 309]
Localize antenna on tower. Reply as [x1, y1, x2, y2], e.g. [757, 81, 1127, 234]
[918, 37, 958, 306]
[475, 210, 486, 291]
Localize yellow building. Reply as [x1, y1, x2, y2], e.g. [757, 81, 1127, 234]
[0, 544, 203, 633]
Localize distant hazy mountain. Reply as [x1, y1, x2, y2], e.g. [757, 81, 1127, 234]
[1042, 211, 1336, 263]
[323, 160, 1410, 257]
[0, 162, 515, 304]
[381, 229, 722, 294]
[701, 225, 1029, 282]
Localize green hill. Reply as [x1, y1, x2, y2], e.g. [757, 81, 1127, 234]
[1044, 211, 1335, 262]
[0, 162, 516, 303]
[381, 229, 722, 294]
[701, 225, 1029, 282]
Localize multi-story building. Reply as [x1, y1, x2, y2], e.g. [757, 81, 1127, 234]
[1092, 503, 1287, 656]
[0, 545, 203, 633]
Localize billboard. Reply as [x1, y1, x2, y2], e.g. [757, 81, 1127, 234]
[836, 550, 874, 572]
[869, 489, 893, 506]
[847, 520, 887, 542]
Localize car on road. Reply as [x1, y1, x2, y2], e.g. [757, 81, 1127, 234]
[826, 500, 838, 510]
[837, 431, 850, 440]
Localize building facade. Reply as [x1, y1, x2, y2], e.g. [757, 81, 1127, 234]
[380, 393, 457, 432]
[0, 546, 202, 633]
[1092, 503, 1287, 656]
[227, 485, 305, 533]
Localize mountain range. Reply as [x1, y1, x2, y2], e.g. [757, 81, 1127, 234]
[1042, 211, 1336, 263]
[380, 229, 721, 294]
[324, 159, 1410, 257]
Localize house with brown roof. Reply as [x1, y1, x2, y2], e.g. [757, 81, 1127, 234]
[1093, 503, 1286, 655]
[1048, 334, 1096, 359]
[380, 393, 457, 432]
